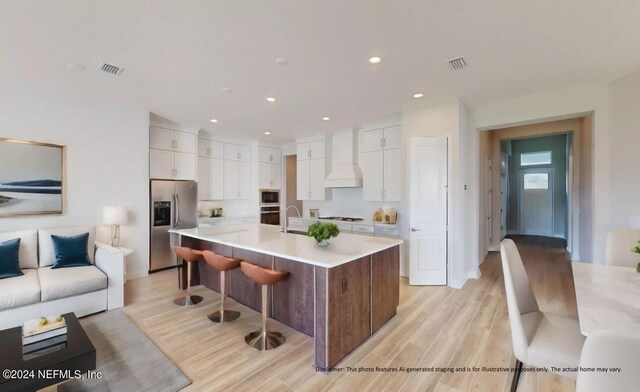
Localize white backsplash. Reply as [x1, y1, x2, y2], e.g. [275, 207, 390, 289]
[198, 200, 257, 217]
[302, 188, 401, 221]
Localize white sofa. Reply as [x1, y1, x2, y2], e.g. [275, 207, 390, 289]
[0, 226, 125, 329]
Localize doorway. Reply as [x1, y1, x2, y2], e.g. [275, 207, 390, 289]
[478, 116, 593, 262]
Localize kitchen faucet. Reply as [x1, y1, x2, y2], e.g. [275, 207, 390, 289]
[281, 206, 301, 233]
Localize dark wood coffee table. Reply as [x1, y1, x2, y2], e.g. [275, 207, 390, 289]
[0, 312, 96, 392]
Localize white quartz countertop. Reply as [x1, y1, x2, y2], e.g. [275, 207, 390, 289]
[572, 262, 640, 335]
[170, 223, 403, 268]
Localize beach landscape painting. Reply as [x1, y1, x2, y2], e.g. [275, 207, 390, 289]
[0, 138, 64, 216]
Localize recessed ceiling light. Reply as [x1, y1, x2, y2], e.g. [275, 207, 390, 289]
[368, 56, 382, 64]
[264, 131, 271, 135]
[221, 87, 232, 93]
[210, 119, 218, 123]
[413, 93, 424, 99]
[275, 58, 288, 65]
[322, 116, 331, 121]
[266, 97, 276, 102]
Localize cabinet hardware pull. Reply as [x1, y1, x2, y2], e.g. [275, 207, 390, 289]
[269, 154, 272, 162]
[383, 138, 386, 148]
[380, 139, 383, 148]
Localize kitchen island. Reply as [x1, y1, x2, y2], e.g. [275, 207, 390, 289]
[171, 223, 402, 369]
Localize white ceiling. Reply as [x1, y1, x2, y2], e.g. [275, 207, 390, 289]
[2, 1, 639, 143]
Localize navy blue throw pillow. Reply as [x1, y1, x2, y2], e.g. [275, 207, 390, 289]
[0, 238, 23, 279]
[51, 233, 91, 269]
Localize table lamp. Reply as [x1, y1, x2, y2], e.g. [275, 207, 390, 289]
[103, 205, 127, 247]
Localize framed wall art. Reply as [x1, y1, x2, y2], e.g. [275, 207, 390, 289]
[0, 138, 65, 217]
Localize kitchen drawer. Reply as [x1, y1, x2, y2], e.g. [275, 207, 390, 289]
[199, 218, 229, 226]
[374, 225, 400, 237]
[352, 224, 374, 235]
[229, 217, 257, 225]
[335, 222, 353, 232]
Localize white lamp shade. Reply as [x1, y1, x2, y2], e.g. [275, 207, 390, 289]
[103, 206, 127, 225]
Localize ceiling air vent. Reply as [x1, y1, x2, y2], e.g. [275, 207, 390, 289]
[98, 62, 124, 76]
[448, 57, 467, 70]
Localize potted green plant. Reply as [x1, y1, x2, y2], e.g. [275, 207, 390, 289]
[631, 240, 640, 273]
[307, 222, 340, 247]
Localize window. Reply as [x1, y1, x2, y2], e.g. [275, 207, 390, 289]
[523, 173, 549, 190]
[521, 151, 552, 166]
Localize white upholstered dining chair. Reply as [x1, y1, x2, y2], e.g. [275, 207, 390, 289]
[605, 229, 640, 267]
[576, 329, 640, 392]
[500, 239, 585, 391]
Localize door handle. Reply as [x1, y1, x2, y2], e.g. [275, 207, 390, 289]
[175, 194, 180, 227]
[410, 228, 422, 232]
[171, 194, 177, 228]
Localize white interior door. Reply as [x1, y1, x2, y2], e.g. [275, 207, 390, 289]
[409, 136, 448, 285]
[519, 168, 553, 236]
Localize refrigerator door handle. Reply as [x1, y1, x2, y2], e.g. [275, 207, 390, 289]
[171, 194, 177, 228]
[175, 193, 180, 227]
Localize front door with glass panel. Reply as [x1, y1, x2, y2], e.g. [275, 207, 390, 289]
[519, 168, 553, 236]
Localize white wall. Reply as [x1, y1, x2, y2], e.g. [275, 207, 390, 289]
[0, 81, 150, 278]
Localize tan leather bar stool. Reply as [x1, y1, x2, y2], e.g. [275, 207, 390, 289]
[240, 262, 289, 351]
[202, 250, 242, 323]
[172, 246, 204, 306]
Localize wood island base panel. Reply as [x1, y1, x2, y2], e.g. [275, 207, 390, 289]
[175, 224, 401, 368]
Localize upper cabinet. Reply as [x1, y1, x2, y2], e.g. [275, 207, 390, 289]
[198, 139, 224, 159]
[197, 137, 253, 200]
[224, 143, 251, 162]
[296, 137, 328, 200]
[297, 139, 325, 160]
[360, 125, 402, 202]
[360, 125, 401, 153]
[258, 146, 282, 164]
[149, 127, 197, 180]
[258, 146, 282, 189]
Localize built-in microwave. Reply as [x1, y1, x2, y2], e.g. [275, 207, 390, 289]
[260, 189, 280, 205]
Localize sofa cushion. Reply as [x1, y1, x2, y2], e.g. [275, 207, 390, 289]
[0, 238, 23, 279]
[0, 269, 41, 310]
[39, 226, 96, 268]
[51, 233, 92, 269]
[38, 265, 107, 302]
[0, 229, 38, 269]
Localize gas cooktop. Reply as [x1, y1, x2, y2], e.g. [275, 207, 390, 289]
[318, 216, 364, 222]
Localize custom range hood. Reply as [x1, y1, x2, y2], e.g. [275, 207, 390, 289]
[324, 129, 363, 188]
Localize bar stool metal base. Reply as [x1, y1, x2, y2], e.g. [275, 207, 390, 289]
[208, 309, 241, 323]
[244, 330, 286, 351]
[173, 295, 203, 307]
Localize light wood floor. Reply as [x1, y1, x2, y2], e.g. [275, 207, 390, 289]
[121, 236, 577, 392]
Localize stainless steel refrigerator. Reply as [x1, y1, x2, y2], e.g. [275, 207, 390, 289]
[150, 180, 198, 272]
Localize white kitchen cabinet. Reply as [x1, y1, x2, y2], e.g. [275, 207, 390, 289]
[362, 151, 384, 201]
[198, 157, 224, 200]
[296, 159, 310, 200]
[150, 127, 196, 153]
[174, 151, 196, 180]
[360, 126, 402, 201]
[224, 143, 251, 162]
[309, 158, 325, 200]
[224, 160, 251, 199]
[383, 148, 402, 201]
[149, 127, 174, 150]
[383, 126, 402, 150]
[150, 149, 174, 179]
[259, 146, 282, 164]
[352, 223, 375, 236]
[360, 126, 401, 153]
[361, 129, 384, 153]
[149, 127, 197, 180]
[296, 139, 325, 160]
[173, 131, 196, 154]
[296, 157, 326, 200]
[229, 216, 258, 225]
[198, 139, 224, 159]
[259, 162, 281, 189]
